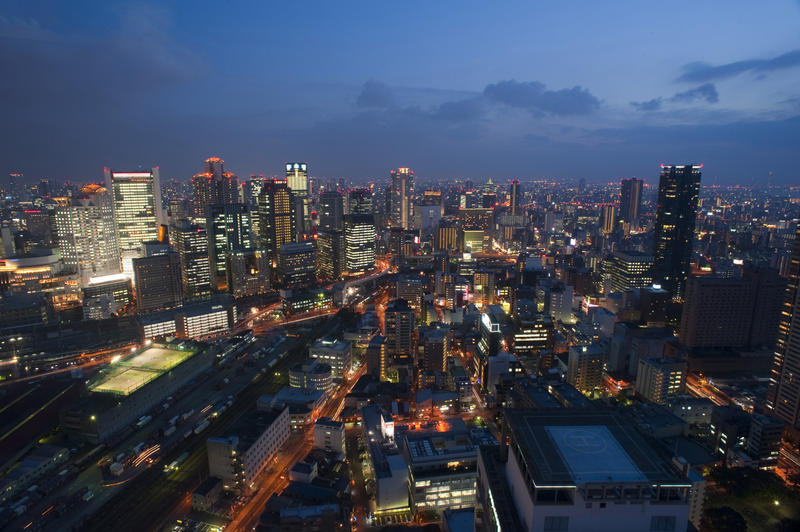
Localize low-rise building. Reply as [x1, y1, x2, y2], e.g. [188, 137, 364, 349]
[207, 405, 290, 492]
[289, 358, 333, 392]
[309, 338, 352, 378]
[313, 417, 346, 456]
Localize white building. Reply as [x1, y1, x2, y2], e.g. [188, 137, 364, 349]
[309, 338, 353, 378]
[635, 358, 687, 405]
[313, 417, 346, 456]
[207, 405, 290, 492]
[288, 358, 333, 392]
[476, 410, 691, 532]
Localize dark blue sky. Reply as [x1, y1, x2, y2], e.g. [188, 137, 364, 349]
[2, 1, 799, 185]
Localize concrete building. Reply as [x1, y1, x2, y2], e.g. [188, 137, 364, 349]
[476, 409, 692, 532]
[313, 417, 345, 456]
[60, 340, 216, 443]
[399, 421, 496, 515]
[316, 230, 345, 280]
[172, 220, 211, 300]
[277, 242, 316, 288]
[104, 167, 164, 254]
[133, 250, 183, 312]
[604, 251, 653, 293]
[207, 405, 290, 492]
[566, 344, 603, 393]
[635, 357, 687, 405]
[366, 335, 389, 381]
[309, 338, 352, 378]
[385, 298, 415, 367]
[289, 358, 333, 392]
[343, 214, 375, 275]
[226, 247, 270, 298]
[423, 329, 448, 373]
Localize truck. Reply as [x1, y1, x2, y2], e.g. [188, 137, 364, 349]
[163, 425, 177, 437]
[194, 419, 210, 434]
[109, 462, 124, 476]
[164, 452, 190, 473]
[132, 442, 145, 455]
[168, 415, 180, 426]
[135, 415, 152, 428]
[181, 409, 194, 421]
[82, 490, 94, 501]
[183, 430, 193, 440]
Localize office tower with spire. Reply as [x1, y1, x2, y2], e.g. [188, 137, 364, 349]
[53, 184, 121, 284]
[104, 167, 164, 253]
[766, 228, 800, 427]
[389, 167, 414, 229]
[258, 178, 294, 262]
[191, 156, 238, 219]
[652, 164, 702, 299]
[619, 177, 643, 226]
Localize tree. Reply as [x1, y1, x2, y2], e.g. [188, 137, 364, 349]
[701, 506, 747, 532]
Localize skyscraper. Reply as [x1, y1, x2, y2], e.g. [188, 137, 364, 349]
[343, 214, 375, 275]
[258, 178, 294, 263]
[133, 249, 183, 312]
[318, 191, 344, 231]
[285, 162, 310, 240]
[385, 298, 415, 366]
[172, 220, 211, 300]
[207, 203, 252, 284]
[276, 242, 316, 288]
[652, 164, 702, 299]
[509, 179, 521, 216]
[104, 167, 164, 253]
[317, 230, 345, 280]
[53, 184, 121, 284]
[348, 187, 373, 215]
[619, 177, 643, 225]
[604, 251, 653, 293]
[226, 248, 270, 298]
[389, 167, 414, 229]
[599, 204, 616, 235]
[191, 156, 238, 218]
[766, 228, 800, 428]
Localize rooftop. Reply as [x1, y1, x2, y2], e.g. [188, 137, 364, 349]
[89, 342, 200, 396]
[506, 409, 687, 487]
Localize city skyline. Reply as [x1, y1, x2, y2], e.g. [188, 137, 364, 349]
[2, 1, 799, 184]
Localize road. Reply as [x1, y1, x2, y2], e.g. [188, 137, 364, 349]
[228, 363, 366, 532]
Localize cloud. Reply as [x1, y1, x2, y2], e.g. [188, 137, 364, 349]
[670, 83, 719, 104]
[631, 83, 718, 112]
[677, 49, 800, 83]
[630, 98, 663, 112]
[356, 80, 396, 108]
[432, 97, 486, 122]
[483, 80, 601, 115]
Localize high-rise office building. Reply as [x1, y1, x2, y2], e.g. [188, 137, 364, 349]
[226, 248, 270, 298]
[317, 230, 345, 280]
[343, 214, 375, 275]
[104, 167, 163, 252]
[207, 203, 252, 283]
[679, 268, 785, 351]
[258, 178, 294, 262]
[389, 167, 414, 229]
[619, 177, 643, 225]
[509, 179, 521, 216]
[191, 156, 238, 218]
[53, 184, 121, 284]
[318, 191, 344, 231]
[414, 190, 444, 233]
[133, 249, 183, 312]
[172, 220, 211, 300]
[385, 298, 415, 366]
[765, 229, 800, 428]
[599, 204, 616, 235]
[652, 164, 701, 299]
[435, 216, 460, 251]
[604, 251, 654, 293]
[276, 242, 316, 288]
[285, 162, 310, 240]
[366, 335, 388, 381]
[348, 187, 373, 215]
[422, 329, 448, 372]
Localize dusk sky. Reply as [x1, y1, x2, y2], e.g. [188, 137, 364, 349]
[3, 1, 800, 185]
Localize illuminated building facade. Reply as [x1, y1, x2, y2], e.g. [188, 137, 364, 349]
[258, 178, 294, 262]
[285, 162, 311, 240]
[53, 184, 121, 284]
[104, 167, 163, 252]
[653, 164, 701, 299]
[605, 251, 653, 293]
[172, 220, 211, 301]
[226, 248, 270, 298]
[317, 230, 345, 280]
[390, 167, 414, 229]
[191, 156, 238, 218]
[207, 203, 252, 282]
[344, 214, 375, 275]
[277, 242, 316, 288]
